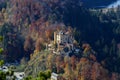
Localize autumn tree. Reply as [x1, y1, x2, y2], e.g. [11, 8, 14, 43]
[35, 38, 44, 51]
[24, 36, 33, 51]
[46, 54, 55, 70]
[70, 55, 76, 70]
[77, 58, 92, 80]
[91, 62, 101, 80]
[56, 55, 63, 73]
[45, 29, 53, 41]
[63, 63, 72, 79]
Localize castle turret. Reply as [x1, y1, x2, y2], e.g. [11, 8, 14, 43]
[54, 32, 57, 44]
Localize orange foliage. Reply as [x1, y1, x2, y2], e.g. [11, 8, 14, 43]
[82, 43, 91, 49]
[45, 29, 53, 41]
[35, 38, 44, 51]
[90, 54, 96, 61]
[91, 62, 101, 80]
[70, 55, 76, 70]
[80, 58, 88, 62]
[24, 36, 33, 51]
[56, 56, 63, 73]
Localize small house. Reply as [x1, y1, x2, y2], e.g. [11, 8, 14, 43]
[51, 72, 59, 80]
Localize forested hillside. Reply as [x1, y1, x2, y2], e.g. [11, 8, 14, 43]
[0, 0, 120, 79]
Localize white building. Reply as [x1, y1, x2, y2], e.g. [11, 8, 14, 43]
[14, 72, 25, 80]
[51, 72, 59, 80]
[1, 66, 8, 72]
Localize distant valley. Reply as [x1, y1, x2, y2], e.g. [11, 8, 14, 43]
[81, 0, 117, 8]
[108, 0, 120, 8]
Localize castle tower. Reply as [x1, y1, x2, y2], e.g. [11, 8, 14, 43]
[54, 32, 57, 44]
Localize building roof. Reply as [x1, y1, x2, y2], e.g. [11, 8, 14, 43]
[51, 72, 58, 77]
[14, 72, 25, 80]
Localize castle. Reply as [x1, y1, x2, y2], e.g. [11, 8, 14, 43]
[53, 30, 74, 55]
[54, 30, 74, 45]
